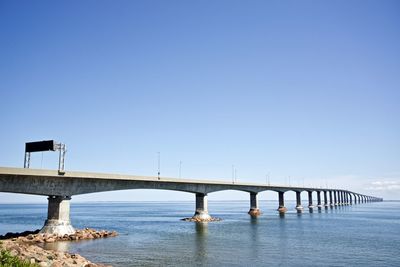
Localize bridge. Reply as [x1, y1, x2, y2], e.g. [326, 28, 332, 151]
[0, 167, 382, 235]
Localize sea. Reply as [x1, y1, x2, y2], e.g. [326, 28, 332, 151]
[0, 200, 399, 267]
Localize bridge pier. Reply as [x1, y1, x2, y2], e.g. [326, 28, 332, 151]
[317, 191, 322, 210]
[40, 196, 75, 236]
[277, 192, 287, 213]
[323, 191, 329, 208]
[248, 192, 261, 216]
[329, 191, 334, 208]
[334, 191, 338, 206]
[308, 191, 314, 211]
[295, 191, 303, 212]
[340, 191, 344, 205]
[192, 193, 212, 221]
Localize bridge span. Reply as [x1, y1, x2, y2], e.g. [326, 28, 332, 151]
[0, 167, 382, 235]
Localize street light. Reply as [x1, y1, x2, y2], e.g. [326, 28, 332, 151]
[157, 152, 160, 180]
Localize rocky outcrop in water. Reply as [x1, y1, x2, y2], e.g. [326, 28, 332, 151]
[181, 217, 222, 222]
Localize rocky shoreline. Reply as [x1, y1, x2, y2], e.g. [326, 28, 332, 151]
[0, 228, 118, 267]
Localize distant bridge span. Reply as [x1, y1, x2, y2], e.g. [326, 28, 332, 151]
[0, 167, 382, 235]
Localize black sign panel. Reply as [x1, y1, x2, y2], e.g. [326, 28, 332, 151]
[25, 140, 56, 153]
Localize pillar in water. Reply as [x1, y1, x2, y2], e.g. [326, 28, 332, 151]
[248, 192, 261, 216]
[40, 196, 75, 236]
[334, 191, 338, 206]
[295, 191, 303, 212]
[192, 193, 212, 221]
[323, 191, 329, 208]
[329, 191, 334, 208]
[308, 191, 314, 209]
[317, 191, 322, 209]
[277, 192, 287, 213]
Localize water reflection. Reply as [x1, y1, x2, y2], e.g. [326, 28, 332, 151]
[42, 241, 70, 252]
[195, 222, 208, 237]
[194, 222, 208, 265]
[250, 216, 259, 225]
[278, 214, 289, 265]
[249, 215, 260, 260]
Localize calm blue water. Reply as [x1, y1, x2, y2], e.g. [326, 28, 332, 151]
[1, 201, 399, 267]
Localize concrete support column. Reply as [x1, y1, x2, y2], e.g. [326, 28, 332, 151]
[248, 192, 261, 216]
[40, 196, 75, 236]
[308, 191, 314, 209]
[323, 191, 329, 208]
[338, 191, 342, 206]
[317, 191, 322, 210]
[277, 192, 287, 213]
[334, 191, 338, 206]
[329, 191, 334, 207]
[295, 191, 303, 212]
[192, 193, 212, 221]
[349, 194, 353, 205]
[344, 192, 348, 205]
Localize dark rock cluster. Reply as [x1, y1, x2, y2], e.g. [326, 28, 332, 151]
[181, 217, 222, 222]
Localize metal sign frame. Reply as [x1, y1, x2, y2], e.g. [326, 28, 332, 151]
[24, 140, 66, 174]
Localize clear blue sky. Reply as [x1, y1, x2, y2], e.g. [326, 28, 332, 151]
[0, 0, 399, 202]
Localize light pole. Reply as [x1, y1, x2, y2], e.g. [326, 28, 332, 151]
[179, 160, 182, 178]
[235, 168, 237, 183]
[232, 165, 235, 184]
[157, 152, 160, 180]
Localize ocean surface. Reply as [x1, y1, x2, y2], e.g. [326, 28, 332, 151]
[1, 200, 399, 267]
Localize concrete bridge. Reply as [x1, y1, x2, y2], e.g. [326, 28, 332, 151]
[0, 167, 382, 235]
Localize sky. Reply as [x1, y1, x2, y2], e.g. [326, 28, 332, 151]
[0, 0, 399, 203]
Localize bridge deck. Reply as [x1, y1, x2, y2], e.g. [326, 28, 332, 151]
[0, 166, 349, 196]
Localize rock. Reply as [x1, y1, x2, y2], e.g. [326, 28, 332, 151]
[45, 237, 56, 243]
[35, 236, 45, 243]
[1, 228, 118, 267]
[181, 216, 222, 222]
